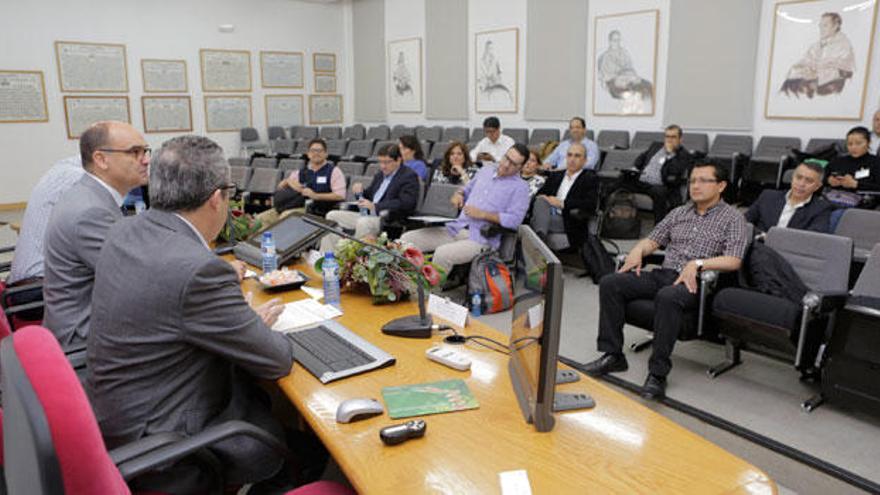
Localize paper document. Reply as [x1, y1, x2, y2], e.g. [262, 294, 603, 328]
[272, 299, 343, 332]
[300, 285, 324, 300]
[408, 215, 454, 224]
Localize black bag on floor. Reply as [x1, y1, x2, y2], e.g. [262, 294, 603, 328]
[581, 234, 619, 284]
[601, 189, 640, 239]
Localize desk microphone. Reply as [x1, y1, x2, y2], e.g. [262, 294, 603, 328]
[302, 216, 434, 338]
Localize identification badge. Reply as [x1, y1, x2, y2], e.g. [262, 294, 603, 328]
[855, 168, 870, 180]
[317, 176, 328, 184]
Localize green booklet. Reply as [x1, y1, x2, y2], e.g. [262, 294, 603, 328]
[382, 378, 480, 419]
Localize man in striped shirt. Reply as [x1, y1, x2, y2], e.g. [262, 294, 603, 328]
[582, 161, 748, 400]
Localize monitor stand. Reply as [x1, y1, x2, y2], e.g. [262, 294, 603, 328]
[556, 369, 580, 384]
[553, 392, 595, 412]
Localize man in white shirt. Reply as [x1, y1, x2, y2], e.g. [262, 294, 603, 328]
[469, 116, 516, 163]
[542, 117, 600, 171]
[870, 109, 880, 156]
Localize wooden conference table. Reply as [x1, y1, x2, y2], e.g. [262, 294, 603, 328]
[245, 265, 776, 494]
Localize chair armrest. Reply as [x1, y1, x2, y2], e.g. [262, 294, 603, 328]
[803, 290, 849, 313]
[115, 420, 292, 481]
[4, 300, 45, 317]
[3, 280, 44, 296]
[109, 432, 186, 465]
[567, 208, 592, 221]
[479, 224, 516, 239]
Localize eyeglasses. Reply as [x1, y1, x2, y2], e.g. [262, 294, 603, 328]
[501, 154, 525, 167]
[664, 134, 679, 139]
[98, 146, 152, 160]
[688, 178, 719, 185]
[307, 148, 326, 153]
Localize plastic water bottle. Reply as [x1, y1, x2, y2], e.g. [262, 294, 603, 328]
[134, 199, 146, 214]
[261, 231, 278, 273]
[355, 192, 369, 216]
[322, 252, 342, 308]
[470, 291, 482, 317]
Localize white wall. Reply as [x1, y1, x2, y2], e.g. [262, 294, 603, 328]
[0, 0, 348, 203]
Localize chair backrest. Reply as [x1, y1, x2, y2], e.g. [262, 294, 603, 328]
[251, 157, 278, 169]
[596, 130, 630, 150]
[342, 124, 366, 140]
[267, 126, 286, 140]
[766, 227, 852, 293]
[630, 131, 665, 151]
[852, 244, 880, 297]
[753, 136, 801, 161]
[345, 175, 373, 201]
[337, 161, 365, 177]
[1, 326, 129, 495]
[345, 139, 375, 159]
[429, 141, 451, 162]
[294, 140, 311, 155]
[279, 158, 305, 172]
[415, 125, 442, 142]
[366, 125, 390, 141]
[320, 126, 342, 140]
[326, 139, 348, 156]
[418, 183, 460, 218]
[834, 209, 880, 253]
[567, 129, 596, 141]
[390, 125, 414, 140]
[681, 133, 709, 154]
[599, 150, 641, 172]
[271, 138, 296, 156]
[239, 127, 259, 143]
[529, 128, 560, 146]
[470, 127, 486, 142]
[294, 126, 319, 140]
[805, 138, 845, 154]
[420, 140, 433, 159]
[442, 126, 469, 143]
[708, 134, 753, 158]
[502, 128, 528, 144]
[370, 140, 396, 159]
[247, 168, 282, 194]
[228, 157, 250, 168]
[364, 163, 381, 177]
[230, 166, 253, 190]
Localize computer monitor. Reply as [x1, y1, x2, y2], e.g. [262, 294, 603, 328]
[232, 213, 331, 267]
[508, 225, 564, 432]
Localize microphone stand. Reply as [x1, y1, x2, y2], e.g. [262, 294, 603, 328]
[302, 215, 434, 338]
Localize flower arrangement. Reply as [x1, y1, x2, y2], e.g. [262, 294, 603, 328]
[216, 198, 263, 242]
[315, 233, 446, 304]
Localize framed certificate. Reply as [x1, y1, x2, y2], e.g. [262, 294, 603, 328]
[55, 41, 128, 92]
[204, 95, 252, 132]
[265, 94, 304, 128]
[141, 59, 188, 93]
[313, 53, 336, 73]
[260, 51, 304, 88]
[314, 74, 336, 93]
[199, 49, 252, 92]
[142, 96, 193, 133]
[309, 94, 342, 124]
[0, 70, 49, 123]
[63, 95, 130, 139]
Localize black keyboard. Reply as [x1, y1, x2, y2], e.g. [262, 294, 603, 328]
[287, 322, 395, 383]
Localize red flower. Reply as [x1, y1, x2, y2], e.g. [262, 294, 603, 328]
[421, 264, 441, 286]
[404, 247, 425, 267]
[231, 209, 244, 218]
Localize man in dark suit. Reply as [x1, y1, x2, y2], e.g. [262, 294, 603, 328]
[87, 135, 294, 492]
[43, 121, 149, 349]
[322, 143, 420, 251]
[745, 160, 833, 234]
[530, 142, 600, 249]
[615, 124, 692, 223]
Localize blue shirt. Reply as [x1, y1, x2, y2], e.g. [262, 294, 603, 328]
[545, 138, 600, 170]
[404, 159, 428, 181]
[372, 168, 398, 204]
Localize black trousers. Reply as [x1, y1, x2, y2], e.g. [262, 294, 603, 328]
[597, 269, 698, 377]
[616, 180, 680, 224]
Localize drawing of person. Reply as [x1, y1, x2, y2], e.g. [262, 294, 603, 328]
[479, 40, 512, 102]
[597, 29, 653, 105]
[780, 12, 856, 98]
[392, 51, 413, 97]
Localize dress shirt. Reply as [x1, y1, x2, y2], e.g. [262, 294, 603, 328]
[469, 134, 515, 162]
[404, 159, 429, 181]
[640, 148, 673, 186]
[446, 164, 530, 250]
[544, 138, 600, 170]
[776, 192, 810, 228]
[555, 169, 584, 206]
[649, 200, 748, 272]
[8, 156, 84, 284]
[372, 169, 398, 204]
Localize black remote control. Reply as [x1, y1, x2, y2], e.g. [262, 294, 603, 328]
[379, 419, 427, 446]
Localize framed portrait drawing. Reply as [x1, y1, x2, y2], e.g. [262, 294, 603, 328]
[63, 96, 130, 139]
[141, 59, 188, 93]
[55, 41, 128, 93]
[260, 51, 303, 88]
[265, 94, 304, 128]
[387, 37, 422, 113]
[474, 28, 518, 113]
[314, 74, 336, 93]
[141, 96, 192, 133]
[309, 94, 342, 124]
[313, 53, 336, 73]
[764, 0, 878, 120]
[592, 10, 658, 116]
[199, 49, 252, 92]
[204, 95, 252, 132]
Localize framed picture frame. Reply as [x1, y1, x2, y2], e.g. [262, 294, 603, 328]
[0, 70, 49, 123]
[260, 51, 304, 88]
[474, 28, 518, 114]
[54, 41, 128, 92]
[141, 59, 188, 93]
[313, 53, 336, 73]
[764, 0, 879, 120]
[314, 73, 336, 93]
[309, 94, 342, 124]
[63, 95, 130, 139]
[387, 37, 422, 113]
[199, 49, 252, 92]
[265, 94, 304, 128]
[204, 95, 252, 132]
[141, 96, 193, 133]
[592, 9, 659, 116]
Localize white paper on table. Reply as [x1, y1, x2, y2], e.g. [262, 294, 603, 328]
[244, 269, 258, 279]
[272, 298, 343, 332]
[408, 215, 454, 224]
[499, 470, 532, 495]
[300, 285, 324, 300]
[427, 294, 468, 328]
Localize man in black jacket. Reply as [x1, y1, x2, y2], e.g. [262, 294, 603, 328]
[530, 142, 600, 249]
[745, 160, 833, 234]
[322, 144, 419, 251]
[615, 125, 692, 223]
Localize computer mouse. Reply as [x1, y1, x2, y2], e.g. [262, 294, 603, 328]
[335, 397, 384, 423]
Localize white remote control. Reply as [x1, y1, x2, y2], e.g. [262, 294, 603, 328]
[425, 345, 472, 371]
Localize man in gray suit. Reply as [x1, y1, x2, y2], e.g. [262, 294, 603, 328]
[87, 135, 292, 492]
[43, 121, 149, 349]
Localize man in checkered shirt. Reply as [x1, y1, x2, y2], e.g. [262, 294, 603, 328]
[582, 161, 748, 400]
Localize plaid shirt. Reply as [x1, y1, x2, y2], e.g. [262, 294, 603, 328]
[649, 200, 748, 272]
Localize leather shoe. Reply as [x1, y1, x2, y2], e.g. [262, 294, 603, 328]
[641, 374, 667, 400]
[581, 353, 628, 377]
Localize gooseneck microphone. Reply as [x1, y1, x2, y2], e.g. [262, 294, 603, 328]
[302, 215, 434, 338]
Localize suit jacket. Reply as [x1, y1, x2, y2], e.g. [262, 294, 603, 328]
[536, 169, 600, 246]
[86, 209, 295, 489]
[745, 189, 834, 233]
[634, 142, 692, 187]
[43, 174, 122, 349]
[364, 164, 420, 221]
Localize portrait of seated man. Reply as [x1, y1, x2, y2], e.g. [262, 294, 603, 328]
[780, 12, 855, 98]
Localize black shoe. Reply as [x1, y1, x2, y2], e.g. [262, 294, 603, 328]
[641, 374, 666, 400]
[581, 353, 628, 377]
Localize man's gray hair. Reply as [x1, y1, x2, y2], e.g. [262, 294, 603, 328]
[149, 135, 230, 212]
[798, 160, 826, 181]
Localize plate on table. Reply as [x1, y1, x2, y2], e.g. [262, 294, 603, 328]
[259, 268, 310, 292]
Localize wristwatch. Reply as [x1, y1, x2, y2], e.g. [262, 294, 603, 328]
[694, 259, 705, 272]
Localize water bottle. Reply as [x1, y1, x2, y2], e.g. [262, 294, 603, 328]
[470, 291, 482, 317]
[355, 192, 369, 216]
[134, 199, 146, 214]
[322, 252, 342, 308]
[261, 231, 278, 273]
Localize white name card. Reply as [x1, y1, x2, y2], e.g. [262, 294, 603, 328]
[427, 294, 469, 328]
